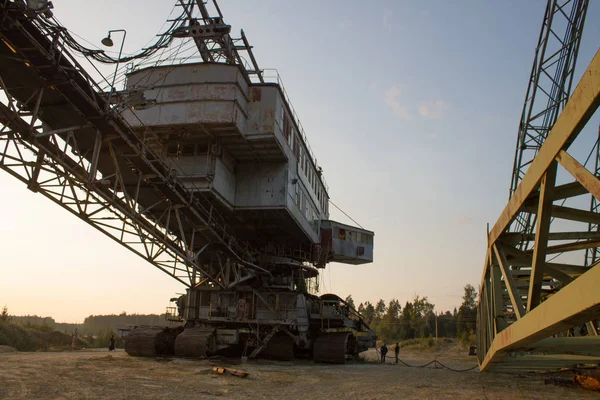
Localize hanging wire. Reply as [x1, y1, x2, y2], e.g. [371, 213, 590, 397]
[329, 200, 364, 229]
[35, 3, 188, 65]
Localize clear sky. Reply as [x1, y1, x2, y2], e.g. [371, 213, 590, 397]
[1, 0, 599, 322]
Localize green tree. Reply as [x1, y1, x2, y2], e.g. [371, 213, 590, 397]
[344, 295, 355, 310]
[374, 299, 387, 320]
[410, 296, 434, 338]
[379, 299, 402, 342]
[362, 301, 375, 324]
[1, 306, 11, 322]
[400, 301, 414, 339]
[457, 284, 477, 337]
[441, 310, 457, 337]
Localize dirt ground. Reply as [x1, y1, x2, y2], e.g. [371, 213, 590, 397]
[0, 345, 597, 400]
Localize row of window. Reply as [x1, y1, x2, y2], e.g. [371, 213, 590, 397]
[166, 142, 207, 157]
[282, 111, 328, 214]
[296, 183, 319, 233]
[337, 228, 373, 245]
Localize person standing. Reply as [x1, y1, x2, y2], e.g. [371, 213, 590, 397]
[394, 342, 400, 364]
[71, 328, 78, 350]
[109, 334, 116, 352]
[380, 343, 388, 364]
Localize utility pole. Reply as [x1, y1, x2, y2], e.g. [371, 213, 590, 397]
[435, 312, 438, 339]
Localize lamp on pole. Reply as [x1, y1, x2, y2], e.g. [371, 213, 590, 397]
[101, 29, 126, 108]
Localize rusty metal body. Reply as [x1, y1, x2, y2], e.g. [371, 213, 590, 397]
[0, 0, 375, 362]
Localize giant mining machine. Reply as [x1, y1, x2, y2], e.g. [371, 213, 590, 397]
[0, 0, 376, 362]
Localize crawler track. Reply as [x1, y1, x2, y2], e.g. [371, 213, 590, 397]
[124, 326, 182, 357]
[174, 327, 216, 358]
[313, 332, 352, 364]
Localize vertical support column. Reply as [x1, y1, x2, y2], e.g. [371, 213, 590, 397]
[494, 244, 525, 319]
[88, 130, 102, 182]
[491, 262, 507, 334]
[528, 161, 557, 312]
[27, 149, 46, 192]
[184, 289, 197, 321]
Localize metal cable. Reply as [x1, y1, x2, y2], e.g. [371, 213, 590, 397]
[374, 347, 479, 372]
[329, 200, 364, 229]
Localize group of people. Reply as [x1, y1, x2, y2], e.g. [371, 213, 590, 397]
[379, 342, 400, 364]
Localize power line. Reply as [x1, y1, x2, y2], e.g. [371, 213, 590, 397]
[329, 200, 363, 229]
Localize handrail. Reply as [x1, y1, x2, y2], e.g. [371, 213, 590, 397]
[257, 68, 329, 193]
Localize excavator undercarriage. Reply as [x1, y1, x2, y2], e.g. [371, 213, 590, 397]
[124, 287, 376, 363]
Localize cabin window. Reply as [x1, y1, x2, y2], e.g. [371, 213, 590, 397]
[302, 192, 308, 218]
[355, 232, 362, 243]
[200, 292, 211, 307]
[167, 142, 179, 157]
[283, 113, 291, 142]
[294, 135, 300, 159]
[181, 144, 195, 156]
[279, 107, 284, 129]
[338, 228, 346, 240]
[267, 294, 276, 309]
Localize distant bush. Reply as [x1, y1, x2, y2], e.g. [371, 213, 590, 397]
[396, 337, 449, 351]
[459, 330, 477, 347]
[1, 306, 10, 322]
[0, 321, 86, 351]
[427, 336, 435, 348]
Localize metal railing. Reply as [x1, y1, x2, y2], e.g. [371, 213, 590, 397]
[257, 68, 328, 193]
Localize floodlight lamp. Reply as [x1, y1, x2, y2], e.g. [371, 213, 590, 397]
[101, 35, 113, 47]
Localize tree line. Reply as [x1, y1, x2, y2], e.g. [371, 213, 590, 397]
[347, 284, 478, 344]
[7, 311, 168, 335]
[3, 283, 479, 347]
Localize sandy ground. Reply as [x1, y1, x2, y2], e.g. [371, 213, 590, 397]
[0, 346, 597, 400]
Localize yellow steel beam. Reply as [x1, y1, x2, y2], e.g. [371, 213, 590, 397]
[522, 204, 600, 224]
[480, 263, 600, 371]
[493, 244, 525, 319]
[479, 51, 600, 370]
[528, 162, 557, 312]
[556, 149, 600, 200]
[487, 50, 600, 248]
[544, 239, 600, 254]
[491, 263, 508, 333]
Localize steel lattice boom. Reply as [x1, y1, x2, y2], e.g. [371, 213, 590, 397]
[0, 1, 263, 289]
[509, 0, 588, 243]
[477, 0, 600, 371]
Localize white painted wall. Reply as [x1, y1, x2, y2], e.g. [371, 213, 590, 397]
[122, 63, 248, 131]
